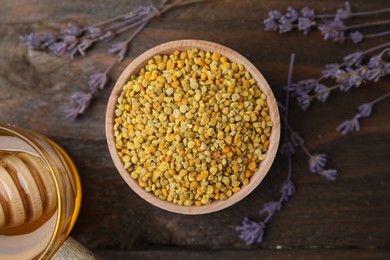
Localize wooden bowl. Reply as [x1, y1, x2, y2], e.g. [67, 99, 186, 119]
[105, 40, 280, 214]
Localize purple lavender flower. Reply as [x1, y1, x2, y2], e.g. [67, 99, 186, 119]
[40, 32, 57, 47]
[358, 103, 373, 117]
[124, 5, 147, 19]
[285, 82, 299, 96]
[99, 31, 115, 41]
[314, 83, 330, 102]
[236, 218, 265, 245]
[355, 66, 368, 79]
[287, 79, 316, 101]
[291, 43, 390, 109]
[280, 132, 304, 155]
[296, 78, 317, 92]
[139, 4, 157, 17]
[365, 67, 383, 81]
[336, 117, 360, 135]
[88, 27, 103, 39]
[337, 91, 390, 134]
[68, 47, 79, 60]
[318, 169, 337, 181]
[384, 62, 390, 75]
[49, 41, 67, 55]
[289, 131, 304, 147]
[349, 31, 363, 44]
[318, 19, 346, 42]
[108, 42, 128, 61]
[280, 179, 295, 200]
[263, 3, 390, 44]
[308, 154, 327, 173]
[69, 92, 92, 112]
[77, 39, 94, 56]
[343, 51, 363, 67]
[64, 107, 80, 120]
[298, 17, 313, 34]
[335, 69, 348, 83]
[19, 32, 42, 49]
[61, 23, 82, 37]
[285, 7, 299, 22]
[279, 140, 295, 155]
[336, 1, 351, 20]
[339, 69, 363, 91]
[259, 201, 280, 216]
[322, 63, 340, 79]
[263, 17, 278, 31]
[367, 49, 388, 69]
[297, 93, 311, 111]
[300, 6, 315, 19]
[88, 72, 108, 93]
[65, 92, 93, 119]
[278, 16, 294, 33]
[63, 35, 79, 51]
[268, 10, 282, 20]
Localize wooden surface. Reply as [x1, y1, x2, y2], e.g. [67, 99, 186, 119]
[0, 0, 389, 259]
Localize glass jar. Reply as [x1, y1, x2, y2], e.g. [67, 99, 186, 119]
[0, 123, 82, 259]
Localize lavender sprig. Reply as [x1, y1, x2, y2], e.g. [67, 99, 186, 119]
[337, 91, 390, 135]
[236, 54, 297, 245]
[20, 0, 208, 59]
[64, 92, 93, 120]
[280, 113, 338, 181]
[19, 5, 157, 59]
[289, 43, 390, 111]
[279, 55, 338, 180]
[318, 19, 390, 43]
[239, 102, 338, 245]
[66, 18, 149, 118]
[62, 0, 210, 119]
[264, 2, 390, 44]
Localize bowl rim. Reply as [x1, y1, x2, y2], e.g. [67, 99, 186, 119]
[105, 39, 280, 214]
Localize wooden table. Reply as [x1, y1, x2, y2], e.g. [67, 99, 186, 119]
[1, 0, 389, 259]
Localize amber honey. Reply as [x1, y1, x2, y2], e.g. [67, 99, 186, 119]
[0, 125, 81, 259]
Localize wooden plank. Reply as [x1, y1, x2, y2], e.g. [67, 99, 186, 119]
[95, 249, 390, 260]
[0, 0, 389, 255]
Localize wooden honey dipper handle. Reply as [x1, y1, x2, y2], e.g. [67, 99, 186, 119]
[0, 153, 57, 230]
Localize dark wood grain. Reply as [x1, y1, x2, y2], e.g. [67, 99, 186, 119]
[0, 0, 389, 258]
[96, 249, 390, 260]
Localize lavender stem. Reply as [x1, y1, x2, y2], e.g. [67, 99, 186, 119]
[160, 0, 208, 13]
[115, 14, 153, 34]
[315, 7, 390, 19]
[285, 53, 295, 128]
[175, 0, 210, 7]
[307, 84, 341, 100]
[103, 56, 119, 74]
[279, 113, 313, 158]
[114, 0, 208, 35]
[363, 30, 390, 39]
[81, 13, 127, 33]
[370, 91, 390, 105]
[105, 14, 143, 32]
[349, 7, 390, 17]
[362, 41, 390, 55]
[346, 19, 390, 30]
[287, 154, 292, 180]
[125, 21, 148, 44]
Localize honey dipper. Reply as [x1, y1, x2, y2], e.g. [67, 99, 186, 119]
[0, 153, 57, 230]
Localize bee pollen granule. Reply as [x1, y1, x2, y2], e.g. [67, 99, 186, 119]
[114, 48, 272, 206]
